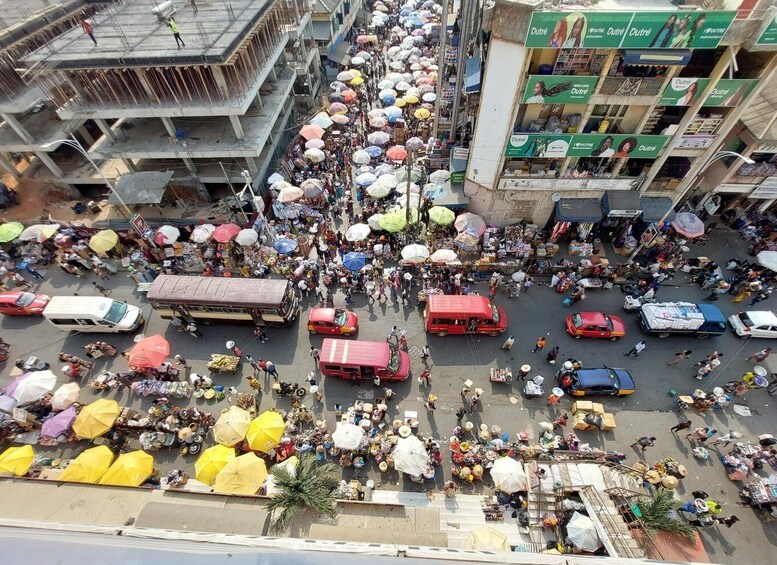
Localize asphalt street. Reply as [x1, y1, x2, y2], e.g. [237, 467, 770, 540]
[0, 224, 774, 564]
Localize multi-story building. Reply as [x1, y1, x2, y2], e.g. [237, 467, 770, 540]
[464, 0, 777, 228]
[22, 0, 319, 200]
[312, 0, 366, 80]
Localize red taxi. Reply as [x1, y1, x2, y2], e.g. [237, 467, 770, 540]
[0, 291, 51, 316]
[307, 307, 359, 336]
[565, 311, 625, 341]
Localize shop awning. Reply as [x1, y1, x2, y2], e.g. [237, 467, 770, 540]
[623, 50, 692, 66]
[640, 197, 675, 223]
[555, 198, 603, 222]
[109, 171, 173, 206]
[602, 190, 641, 217]
[434, 184, 470, 208]
[464, 57, 481, 94]
[313, 21, 332, 42]
[327, 41, 351, 66]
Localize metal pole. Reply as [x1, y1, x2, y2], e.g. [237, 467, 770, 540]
[432, 0, 449, 140]
[405, 151, 413, 242]
[220, 161, 250, 224]
[449, 0, 474, 143]
[67, 135, 132, 218]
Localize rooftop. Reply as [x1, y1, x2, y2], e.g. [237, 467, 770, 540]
[23, 0, 277, 70]
[0, 0, 83, 50]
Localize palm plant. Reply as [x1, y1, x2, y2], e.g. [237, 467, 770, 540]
[635, 487, 695, 541]
[267, 453, 340, 534]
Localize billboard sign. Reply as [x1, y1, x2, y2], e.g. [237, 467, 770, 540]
[505, 134, 668, 159]
[522, 75, 599, 104]
[660, 78, 758, 106]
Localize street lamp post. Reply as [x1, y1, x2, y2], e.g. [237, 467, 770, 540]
[41, 134, 133, 217]
[628, 150, 754, 263]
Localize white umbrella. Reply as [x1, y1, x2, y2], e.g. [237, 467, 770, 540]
[566, 512, 602, 552]
[367, 214, 384, 230]
[377, 174, 398, 188]
[355, 172, 378, 187]
[332, 423, 365, 450]
[396, 181, 420, 194]
[367, 131, 391, 146]
[304, 148, 326, 163]
[10, 370, 57, 404]
[429, 170, 451, 184]
[267, 172, 285, 185]
[378, 80, 395, 90]
[352, 150, 372, 165]
[191, 224, 215, 243]
[337, 71, 355, 82]
[345, 223, 372, 242]
[422, 92, 436, 102]
[50, 382, 80, 411]
[154, 225, 180, 245]
[490, 457, 527, 493]
[351, 56, 366, 66]
[277, 186, 304, 203]
[305, 139, 325, 150]
[235, 229, 259, 246]
[392, 435, 429, 476]
[756, 250, 777, 272]
[270, 180, 292, 192]
[430, 249, 458, 264]
[300, 178, 324, 198]
[19, 223, 60, 243]
[374, 164, 396, 176]
[401, 244, 429, 263]
[367, 183, 392, 199]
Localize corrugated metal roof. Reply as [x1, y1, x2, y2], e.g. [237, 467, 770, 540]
[741, 75, 777, 141]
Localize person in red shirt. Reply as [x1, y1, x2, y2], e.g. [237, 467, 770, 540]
[80, 13, 97, 46]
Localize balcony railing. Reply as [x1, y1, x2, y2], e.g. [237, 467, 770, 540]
[598, 77, 665, 97]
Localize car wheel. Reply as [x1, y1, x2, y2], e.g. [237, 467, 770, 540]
[436, 331, 447, 337]
[610, 336, 620, 341]
[489, 331, 499, 337]
[309, 329, 316, 334]
[342, 332, 351, 337]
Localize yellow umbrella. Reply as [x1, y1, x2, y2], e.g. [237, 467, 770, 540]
[213, 406, 251, 446]
[98, 450, 154, 487]
[466, 526, 510, 552]
[394, 98, 407, 107]
[213, 452, 267, 495]
[246, 411, 286, 453]
[350, 76, 364, 86]
[379, 211, 408, 233]
[414, 108, 431, 120]
[60, 445, 114, 484]
[0, 445, 34, 476]
[347, 68, 362, 78]
[195, 444, 235, 485]
[72, 398, 121, 439]
[88, 229, 119, 253]
[403, 95, 419, 104]
[428, 206, 455, 225]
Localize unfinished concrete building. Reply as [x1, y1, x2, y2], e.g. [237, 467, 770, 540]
[22, 0, 319, 201]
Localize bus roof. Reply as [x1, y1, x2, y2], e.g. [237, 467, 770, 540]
[320, 338, 390, 367]
[146, 275, 289, 307]
[426, 295, 494, 318]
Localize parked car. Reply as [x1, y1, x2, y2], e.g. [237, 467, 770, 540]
[558, 367, 636, 397]
[307, 307, 358, 336]
[565, 312, 625, 341]
[728, 311, 777, 339]
[0, 291, 50, 316]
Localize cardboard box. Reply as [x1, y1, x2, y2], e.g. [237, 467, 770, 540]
[601, 413, 616, 431]
[591, 402, 605, 416]
[572, 400, 594, 413]
[572, 413, 593, 431]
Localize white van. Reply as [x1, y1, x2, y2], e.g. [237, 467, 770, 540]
[43, 296, 143, 333]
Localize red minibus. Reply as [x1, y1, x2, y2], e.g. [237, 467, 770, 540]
[425, 295, 507, 336]
[318, 338, 411, 382]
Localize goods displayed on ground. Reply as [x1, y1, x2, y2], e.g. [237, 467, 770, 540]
[207, 355, 241, 373]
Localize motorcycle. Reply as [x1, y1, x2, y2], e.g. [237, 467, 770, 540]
[15, 356, 50, 371]
[277, 380, 306, 398]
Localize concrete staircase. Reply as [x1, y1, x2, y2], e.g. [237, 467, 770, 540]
[579, 486, 646, 559]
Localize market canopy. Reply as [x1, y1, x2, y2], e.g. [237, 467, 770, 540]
[59, 445, 115, 484]
[554, 199, 603, 222]
[640, 197, 675, 223]
[602, 190, 641, 218]
[0, 445, 34, 476]
[109, 171, 173, 206]
[98, 450, 155, 487]
[213, 452, 267, 495]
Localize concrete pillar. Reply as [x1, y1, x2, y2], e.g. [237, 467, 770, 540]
[35, 151, 63, 178]
[161, 117, 177, 138]
[211, 67, 231, 100]
[245, 156, 258, 176]
[94, 119, 117, 142]
[254, 92, 263, 108]
[122, 158, 137, 172]
[0, 153, 20, 179]
[229, 115, 245, 140]
[269, 66, 277, 81]
[181, 157, 211, 201]
[136, 70, 161, 103]
[1, 113, 34, 144]
[77, 125, 95, 146]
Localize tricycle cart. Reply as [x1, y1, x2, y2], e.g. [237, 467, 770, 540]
[490, 367, 513, 383]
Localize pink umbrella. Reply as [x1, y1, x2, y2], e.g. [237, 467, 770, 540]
[152, 225, 180, 246]
[356, 35, 369, 44]
[328, 102, 348, 115]
[128, 334, 170, 368]
[454, 212, 486, 236]
[41, 406, 77, 439]
[299, 124, 325, 141]
[331, 114, 350, 125]
[213, 223, 241, 243]
[4, 373, 30, 399]
[341, 89, 358, 103]
[386, 146, 408, 161]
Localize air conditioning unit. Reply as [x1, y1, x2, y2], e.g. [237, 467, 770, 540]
[151, 1, 176, 20]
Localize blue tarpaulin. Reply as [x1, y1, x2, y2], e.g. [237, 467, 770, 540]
[464, 57, 481, 94]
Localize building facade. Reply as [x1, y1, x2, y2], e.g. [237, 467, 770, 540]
[464, 0, 777, 228]
[312, 0, 366, 80]
[22, 0, 319, 200]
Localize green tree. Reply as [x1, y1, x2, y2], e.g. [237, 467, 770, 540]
[635, 487, 696, 541]
[267, 453, 339, 534]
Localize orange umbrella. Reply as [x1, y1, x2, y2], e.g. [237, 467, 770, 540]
[213, 223, 241, 243]
[299, 124, 325, 141]
[128, 335, 170, 368]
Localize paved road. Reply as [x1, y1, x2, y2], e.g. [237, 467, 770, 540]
[0, 224, 774, 563]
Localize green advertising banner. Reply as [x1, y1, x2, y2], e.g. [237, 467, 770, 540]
[525, 11, 735, 50]
[756, 15, 777, 45]
[522, 75, 599, 104]
[659, 78, 759, 106]
[505, 134, 668, 159]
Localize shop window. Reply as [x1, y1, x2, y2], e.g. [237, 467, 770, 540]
[589, 105, 628, 134]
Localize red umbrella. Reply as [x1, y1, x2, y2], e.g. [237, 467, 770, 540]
[213, 223, 241, 243]
[128, 335, 170, 368]
[341, 89, 358, 103]
[299, 124, 326, 141]
[386, 146, 408, 161]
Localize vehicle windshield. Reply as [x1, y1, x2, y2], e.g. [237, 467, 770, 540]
[333, 309, 348, 326]
[491, 304, 500, 323]
[571, 313, 582, 328]
[387, 346, 401, 373]
[103, 301, 128, 324]
[15, 292, 35, 307]
[604, 315, 614, 331]
[609, 370, 621, 391]
[739, 313, 755, 327]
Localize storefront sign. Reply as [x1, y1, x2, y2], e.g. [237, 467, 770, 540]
[522, 75, 598, 104]
[749, 176, 777, 199]
[677, 135, 717, 149]
[525, 11, 735, 50]
[505, 134, 668, 159]
[130, 213, 149, 237]
[660, 78, 758, 106]
[756, 15, 777, 45]
[703, 79, 759, 107]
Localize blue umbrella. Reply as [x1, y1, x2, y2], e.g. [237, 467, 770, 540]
[400, 8, 411, 16]
[364, 146, 383, 158]
[273, 238, 298, 255]
[343, 252, 367, 272]
[381, 94, 396, 105]
[388, 114, 403, 124]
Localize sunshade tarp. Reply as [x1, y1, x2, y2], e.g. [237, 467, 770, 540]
[432, 184, 470, 208]
[640, 197, 675, 223]
[602, 190, 641, 216]
[555, 199, 602, 222]
[109, 171, 173, 205]
[327, 41, 352, 66]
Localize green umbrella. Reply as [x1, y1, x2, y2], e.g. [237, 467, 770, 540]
[399, 207, 420, 224]
[379, 212, 408, 233]
[0, 222, 24, 243]
[428, 206, 455, 226]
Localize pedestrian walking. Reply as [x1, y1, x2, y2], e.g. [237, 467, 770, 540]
[552, 413, 568, 429]
[455, 406, 466, 423]
[244, 354, 260, 376]
[25, 264, 44, 280]
[226, 341, 242, 358]
[460, 384, 470, 401]
[387, 325, 399, 343]
[264, 360, 278, 378]
[670, 419, 692, 433]
[420, 369, 431, 387]
[695, 363, 712, 380]
[186, 321, 202, 338]
[768, 376, 777, 395]
[174, 354, 191, 371]
[166, 17, 185, 48]
[546, 346, 560, 364]
[344, 291, 355, 307]
[500, 335, 515, 351]
[469, 392, 481, 413]
[624, 340, 647, 357]
[80, 13, 97, 46]
[170, 315, 183, 332]
[709, 430, 740, 447]
[630, 436, 656, 453]
[746, 347, 771, 363]
[716, 515, 740, 528]
[424, 393, 437, 412]
[256, 358, 268, 376]
[421, 344, 430, 361]
[190, 0, 198, 13]
[92, 282, 111, 296]
[686, 427, 717, 443]
[532, 336, 546, 353]
[310, 346, 320, 365]
[668, 350, 693, 366]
